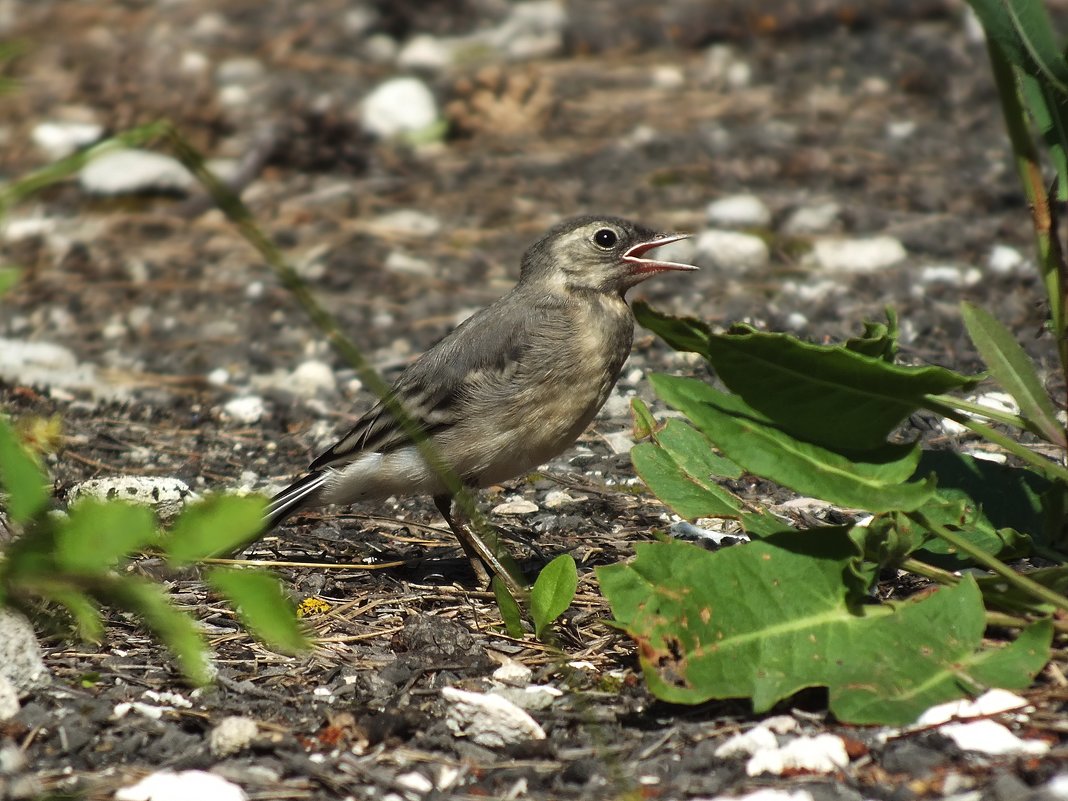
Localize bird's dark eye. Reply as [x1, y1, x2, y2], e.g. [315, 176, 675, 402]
[593, 228, 618, 249]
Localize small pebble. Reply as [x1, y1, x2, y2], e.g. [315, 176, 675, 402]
[492, 498, 539, 515]
[79, 149, 194, 195]
[289, 360, 336, 397]
[694, 229, 770, 272]
[223, 395, 266, 424]
[0, 675, 19, 721]
[115, 770, 247, 801]
[360, 77, 439, 138]
[809, 236, 907, 273]
[782, 201, 841, 235]
[705, 194, 771, 228]
[209, 716, 259, 758]
[32, 120, 103, 160]
[988, 244, 1024, 275]
[442, 686, 546, 748]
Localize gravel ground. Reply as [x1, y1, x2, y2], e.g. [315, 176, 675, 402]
[1, 1, 1067, 799]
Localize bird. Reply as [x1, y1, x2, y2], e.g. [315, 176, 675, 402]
[265, 215, 697, 583]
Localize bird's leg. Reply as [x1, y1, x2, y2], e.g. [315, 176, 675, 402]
[433, 494, 525, 596]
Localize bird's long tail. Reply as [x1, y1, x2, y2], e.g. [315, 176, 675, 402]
[264, 471, 329, 529]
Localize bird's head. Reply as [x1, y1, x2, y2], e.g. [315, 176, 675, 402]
[519, 215, 697, 296]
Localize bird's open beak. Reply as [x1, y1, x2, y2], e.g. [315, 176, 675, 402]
[623, 233, 698, 276]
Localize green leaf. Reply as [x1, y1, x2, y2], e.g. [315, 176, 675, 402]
[105, 576, 213, 685]
[631, 397, 657, 440]
[967, 0, 1068, 97]
[635, 303, 978, 452]
[598, 534, 1051, 725]
[631, 419, 744, 520]
[650, 374, 937, 513]
[492, 576, 525, 639]
[844, 309, 899, 362]
[530, 554, 578, 639]
[55, 500, 157, 573]
[44, 588, 104, 643]
[207, 567, 308, 653]
[0, 416, 49, 524]
[960, 303, 1065, 445]
[0, 266, 20, 296]
[163, 494, 267, 565]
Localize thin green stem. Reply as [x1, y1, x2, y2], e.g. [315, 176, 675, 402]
[907, 511, 1068, 613]
[986, 609, 1068, 635]
[923, 396, 1068, 483]
[900, 557, 960, 587]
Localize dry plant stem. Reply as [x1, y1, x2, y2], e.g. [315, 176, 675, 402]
[922, 397, 1068, 484]
[985, 39, 1068, 383]
[907, 511, 1068, 613]
[162, 127, 529, 598]
[201, 557, 407, 570]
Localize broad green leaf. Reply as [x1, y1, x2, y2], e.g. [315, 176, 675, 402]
[0, 266, 19, 296]
[163, 494, 267, 565]
[598, 534, 1051, 725]
[960, 303, 1065, 445]
[105, 576, 212, 685]
[915, 451, 1048, 541]
[207, 567, 308, 653]
[650, 374, 937, 513]
[56, 500, 157, 573]
[636, 304, 978, 452]
[631, 420, 744, 520]
[530, 554, 577, 638]
[492, 576, 525, 639]
[0, 416, 49, 524]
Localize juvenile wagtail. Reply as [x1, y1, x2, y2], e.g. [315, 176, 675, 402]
[266, 215, 696, 579]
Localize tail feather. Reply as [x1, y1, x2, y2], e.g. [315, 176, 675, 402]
[265, 471, 329, 529]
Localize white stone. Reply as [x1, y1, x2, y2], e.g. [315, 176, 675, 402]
[717, 791, 815, 801]
[919, 265, 982, 287]
[1042, 774, 1068, 800]
[223, 395, 266, 424]
[68, 476, 196, 521]
[289, 360, 336, 397]
[489, 0, 567, 60]
[599, 391, 632, 419]
[3, 215, 59, 242]
[492, 658, 533, 686]
[988, 244, 1025, 275]
[809, 236, 907, 273]
[372, 209, 442, 238]
[782, 201, 841, 235]
[694, 229, 769, 272]
[916, 688, 1030, 726]
[384, 250, 435, 277]
[0, 337, 115, 398]
[395, 772, 434, 794]
[784, 312, 808, 330]
[651, 65, 685, 90]
[32, 120, 103, 160]
[0, 675, 19, 720]
[79, 149, 194, 195]
[705, 194, 771, 228]
[714, 724, 778, 758]
[360, 77, 439, 138]
[702, 44, 751, 89]
[491, 497, 539, 515]
[543, 490, 583, 509]
[115, 770, 247, 801]
[745, 733, 850, 777]
[207, 368, 230, 387]
[492, 684, 563, 711]
[939, 392, 1020, 436]
[602, 430, 635, 455]
[669, 520, 747, 546]
[0, 610, 48, 694]
[442, 686, 546, 748]
[887, 120, 917, 140]
[215, 57, 265, 86]
[398, 34, 451, 70]
[938, 719, 1049, 756]
[209, 716, 259, 757]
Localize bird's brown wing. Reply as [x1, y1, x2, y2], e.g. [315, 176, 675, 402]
[307, 294, 541, 472]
